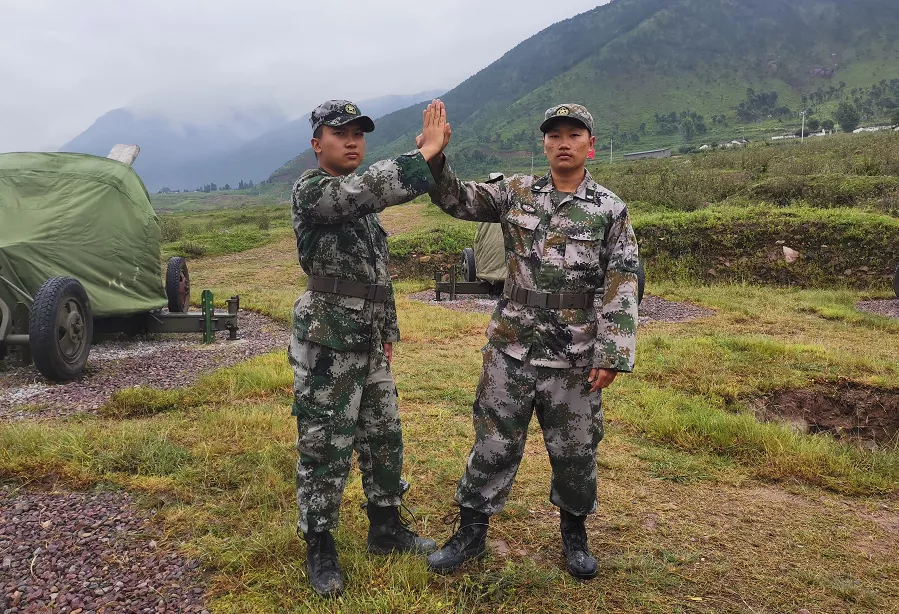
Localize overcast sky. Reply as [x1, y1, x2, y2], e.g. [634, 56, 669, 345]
[0, 0, 608, 151]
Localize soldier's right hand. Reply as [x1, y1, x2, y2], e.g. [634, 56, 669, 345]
[418, 100, 451, 162]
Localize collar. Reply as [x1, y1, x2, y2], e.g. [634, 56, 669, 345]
[531, 169, 597, 202]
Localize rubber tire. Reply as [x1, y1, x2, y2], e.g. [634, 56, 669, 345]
[637, 259, 646, 305]
[166, 257, 190, 313]
[893, 264, 899, 299]
[29, 277, 93, 382]
[461, 248, 477, 282]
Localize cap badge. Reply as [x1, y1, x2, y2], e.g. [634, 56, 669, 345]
[555, 106, 570, 116]
[345, 104, 357, 115]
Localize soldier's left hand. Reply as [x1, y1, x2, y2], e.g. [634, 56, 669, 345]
[384, 342, 393, 363]
[588, 368, 617, 392]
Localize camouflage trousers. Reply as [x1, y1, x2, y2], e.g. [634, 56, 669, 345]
[456, 343, 604, 517]
[289, 337, 404, 534]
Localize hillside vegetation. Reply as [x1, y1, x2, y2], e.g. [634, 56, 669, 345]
[269, 0, 899, 181]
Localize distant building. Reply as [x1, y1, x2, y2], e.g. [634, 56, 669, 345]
[623, 148, 672, 161]
[723, 139, 749, 148]
[853, 125, 892, 134]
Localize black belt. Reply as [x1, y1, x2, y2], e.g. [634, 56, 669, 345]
[308, 276, 389, 303]
[503, 280, 595, 309]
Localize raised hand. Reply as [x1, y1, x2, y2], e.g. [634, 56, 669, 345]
[417, 100, 451, 160]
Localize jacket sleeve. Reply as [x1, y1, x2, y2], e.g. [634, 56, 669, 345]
[293, 151, 434, 224]
[383, 279, 400, 343]
[593, 203, 640, 372]
[427, 156, 504, 222]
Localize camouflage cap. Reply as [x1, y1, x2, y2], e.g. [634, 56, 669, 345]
[539, 104, 594, 135]
[309, 100, 375, 134]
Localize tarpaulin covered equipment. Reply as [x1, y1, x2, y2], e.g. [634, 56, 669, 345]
[0, 152, 167, 317]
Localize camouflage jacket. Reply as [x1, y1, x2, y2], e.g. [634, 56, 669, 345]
[291, 152, 433, 352]
[429, 159, 639, 371]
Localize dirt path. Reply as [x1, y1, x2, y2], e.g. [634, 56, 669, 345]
[0, 311, 288, 420]
[1, 486, 207, 614]
[857, 298, 899, 319]
[408, 290, 716, 323]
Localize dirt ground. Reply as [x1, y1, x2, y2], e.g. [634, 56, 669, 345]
[0, 310, 288, 420]
[754, 383, 899, 447]
[856, 298, 899, 319]
[408, 290, 717, 324]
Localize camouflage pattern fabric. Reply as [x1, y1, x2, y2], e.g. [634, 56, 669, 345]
[428, 161, 639, 371]
[289, 152, 434, 533]
[291, 152, 433, 351]
[456, 344, 604, 516]
[309, 99, 375, 133]
[540, 103, 595, 134]
[290, 337, 404, 534]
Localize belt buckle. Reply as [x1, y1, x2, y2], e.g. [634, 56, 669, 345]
[526, 291, 548, 308]
[366, 284, 380, 301]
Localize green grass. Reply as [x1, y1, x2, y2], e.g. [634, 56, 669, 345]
[4, 133, 899, 611]
[2, 275, 898, 611]
[158, 205, 292, 259]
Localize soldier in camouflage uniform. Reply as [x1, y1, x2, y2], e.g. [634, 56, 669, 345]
[422, 102, 640, 579]
[290, 100, 449, 596]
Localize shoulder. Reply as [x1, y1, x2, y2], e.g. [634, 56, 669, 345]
[505, 173, 539, 199]
[587, 176, 628, 217]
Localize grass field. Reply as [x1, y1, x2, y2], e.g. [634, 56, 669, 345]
[3, 218, 898, 612]
[3, 135, 897, 612]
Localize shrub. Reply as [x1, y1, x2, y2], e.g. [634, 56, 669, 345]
[159, 217, 183, 242]
[177, 241, 207, 258]
[635, 206, 899, 288]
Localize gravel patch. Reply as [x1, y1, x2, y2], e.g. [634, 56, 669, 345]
[0, 310, 289, 420]
[637, 295, 716, 324]
[408, 289, 499, 314]
[856, 299, 899, 319]
[408, 289, 715, 323]
[0, 487, 207, 614]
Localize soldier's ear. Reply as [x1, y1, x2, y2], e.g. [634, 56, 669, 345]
[311, 138, 322, 155]
[589, 135, 596, 148]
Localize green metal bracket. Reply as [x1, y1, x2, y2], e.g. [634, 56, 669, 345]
[201, 290, 214, 344]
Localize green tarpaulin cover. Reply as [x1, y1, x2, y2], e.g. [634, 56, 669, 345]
[473, 222, 506, 283]
[0, 152, 167, 317]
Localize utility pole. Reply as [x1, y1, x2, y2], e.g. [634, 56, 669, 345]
[800, 111, 807, 143]
[610, 138, 613, 164]
[530, 152, 534, 176]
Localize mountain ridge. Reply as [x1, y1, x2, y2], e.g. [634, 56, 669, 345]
[269, 0, 899, 182]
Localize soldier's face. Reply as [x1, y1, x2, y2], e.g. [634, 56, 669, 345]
[543, 120, 595, 171]
[312, 121, 367, 174]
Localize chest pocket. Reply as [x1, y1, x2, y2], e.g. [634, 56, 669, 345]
[564, 226, 604, 271]
[502, 209, 541, 257]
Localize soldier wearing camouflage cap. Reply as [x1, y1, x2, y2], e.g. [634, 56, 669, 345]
[289, 99, 449, 596]
[421, 101, 640, 579]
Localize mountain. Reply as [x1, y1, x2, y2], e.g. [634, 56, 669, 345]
[61, 107, 288, 191]
[60, 91, 441, 192]
[269, 0, 899, 181]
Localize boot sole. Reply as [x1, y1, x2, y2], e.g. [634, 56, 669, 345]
[310, 584, 344, 598]
[567, 568, 598, 580]
[427, 548, 487, 575]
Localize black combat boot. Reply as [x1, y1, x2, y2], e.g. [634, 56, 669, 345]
[426, 507, 490, 574]
[366, 505, 438, 555]
[303, 530, 344, 597]
[560, 509, 598, 580]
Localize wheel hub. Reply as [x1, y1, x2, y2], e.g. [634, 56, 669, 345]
[57, 299, 86, 360]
